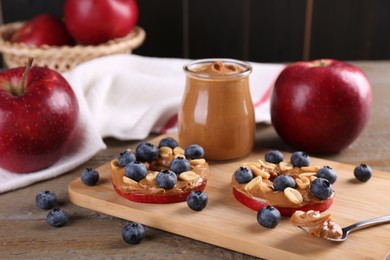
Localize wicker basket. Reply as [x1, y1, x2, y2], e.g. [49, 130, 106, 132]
[0, 22, 146, 72]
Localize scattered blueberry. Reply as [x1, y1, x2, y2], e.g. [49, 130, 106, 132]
[257, 206, 281, 228]
[234, 167, 253, 184]
[125, 161, 147, 182]
[354, 164, 372, 182]
[264, 150, 284, 164]
[273, 174, 296, 191]
[159, 137, 179, 149]
[291, 151, 310, 167]
[47, 208, 69, 228]
[156, 170, 177, 189]
[310, 178, 333, 200]
[187, 190, 208, 211]
[135, 143, 159, 162]
[81, 168, 99, 186]
[117, 150, 136, 167]
[185, 144, 205, 159]
[317, 166, 337, 184]
[35, 191, 57, 210]
[169, 157, 191, 174]
[122, 222, 145, 245]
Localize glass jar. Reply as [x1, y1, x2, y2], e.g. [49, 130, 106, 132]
[178, 58, 255, 161]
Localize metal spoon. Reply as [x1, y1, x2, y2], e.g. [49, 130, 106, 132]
[298, 215, 390, 242]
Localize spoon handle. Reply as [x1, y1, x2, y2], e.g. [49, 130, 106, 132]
[343, 215, 390, 234]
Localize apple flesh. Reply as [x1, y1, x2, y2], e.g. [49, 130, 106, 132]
[11, 14, 74, 47]
[271, 59, 372, 154]
[0, 59, 79, 173]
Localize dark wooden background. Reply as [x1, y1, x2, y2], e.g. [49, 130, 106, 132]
[1, 0, 390, 62]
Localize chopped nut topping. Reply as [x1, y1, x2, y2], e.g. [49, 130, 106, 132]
[145, 171, 159, 182]
[190, 158, 206, 166]
[296, 176, 310, 189]
[249, 165, 270, 179]
[284, 187, 303, 204]
[279, 161, 294, 171]
[179, 171, 200, 181]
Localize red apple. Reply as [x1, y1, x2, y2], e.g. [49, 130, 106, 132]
[64, 0, 139, 45]
[0, 58, 79, 173]
[11, 14, 74, 47]
[270, 59, 372, 154]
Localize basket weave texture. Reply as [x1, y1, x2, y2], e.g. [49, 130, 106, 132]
[0, 22, 146, 72]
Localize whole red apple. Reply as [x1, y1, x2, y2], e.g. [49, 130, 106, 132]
[64, 0, 139, 45]
[11, 14, 74, 47]
[270, 59, 372, 154]
[0, 58, 79, 173]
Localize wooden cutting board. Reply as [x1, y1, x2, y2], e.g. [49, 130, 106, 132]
[68, 135, 390, 259]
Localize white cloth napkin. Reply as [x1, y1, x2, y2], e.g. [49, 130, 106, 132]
[0, 54, 285, 193]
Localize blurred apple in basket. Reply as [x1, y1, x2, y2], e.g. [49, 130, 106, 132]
[270, 59, 372, 154]
[11, 14, 74, 47]
[64, 0, 139, 45]
[0, 58, 79, 173]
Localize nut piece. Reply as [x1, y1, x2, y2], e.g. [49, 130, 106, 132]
[258, 159, 276, 170]
[159, 147, 173, 158]
[284, 187, 303, 204]
[122, 176, 138, 185]
[190, 159, 206, 166]
[260, 182, 273, 193]
[301, 165, 320, 172]
[244, 175, 263, 192]
[249, 165, 270, 179]
[179, 171, 200, 181]
[295, 176, 310, 189]
[146, 171, 159, 182]
[279, 161, 294, 171]
[173, 147, 185, 157]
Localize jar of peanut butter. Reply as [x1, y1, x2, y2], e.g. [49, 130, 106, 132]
[179, 59, 255, 161]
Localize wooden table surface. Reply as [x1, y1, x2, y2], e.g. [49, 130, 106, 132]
[1, 61, 389, 259]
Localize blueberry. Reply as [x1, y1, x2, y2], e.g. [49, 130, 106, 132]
[47, 208, 68, 228]
[354, 164, 372, 182]
[257, 206, 281, 228]
[122, 222, 145, 245]
[317, 166, 337, 184]
[156, 170, 177, 189]
[264, 150, 284, 164]
[125, 161, 147, 182]
[291, 151, 310, 167]
[234, 167, 253, 184]
[35, 191, 57, 210]
[81, 168, 99, 186]
[310, 178, 333, 200]
[185, 144, 205, 159]
[159, 137, 179, 149]
[117, 150, 136, 167]
[169, 157, 191, 174]
[187, 190, 208, 211]
[273, 174, 296, 191]
[135, 143, 159, 162]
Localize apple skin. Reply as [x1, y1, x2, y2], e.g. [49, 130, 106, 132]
[0, 63, 79, 173]
[270, 59, 372, 154]
[64, 0, 139, 45]
[11, 14, 74, 47]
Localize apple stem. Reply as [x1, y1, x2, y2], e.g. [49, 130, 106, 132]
[20, 56, 34, 93]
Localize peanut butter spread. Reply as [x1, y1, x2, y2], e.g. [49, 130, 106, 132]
[231, 160, 335, 208]
[189, 60, 246, 76]
[111, 146, 210, 196]
[290, 210, 343, 239]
